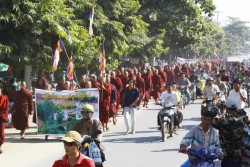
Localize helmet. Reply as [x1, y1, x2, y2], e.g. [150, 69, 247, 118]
[81, 104, 94, 113]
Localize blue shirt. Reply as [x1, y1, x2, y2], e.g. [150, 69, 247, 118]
[124, 86, 140, 107]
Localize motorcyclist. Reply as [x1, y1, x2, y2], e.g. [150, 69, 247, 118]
[176, 72, 191, 104]
[203, 77, 220, 100]
[157, 83, 181, 134]
[72, 104, 103, 136]
[179, 110, 223, 166]
[214, 74, 228, 97]
[198, 70, 208, 80]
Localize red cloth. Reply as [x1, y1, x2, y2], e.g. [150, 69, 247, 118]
[0, 122, 5, 146]
[0, 95, 9, 146]
[52, 152, 95, 167]
[0, 95, 9, 123]
[152, 74, 162, 100]
[35, 76, 47, 89]
[136, 77, 145, 106]
[110, 84, 117, 117]
[80, 81, 85, 88]
[99, 83, 111, 126]
[12, 89, 33, 130]
[111, 77, 123, 111]
[158, 69, 167, 82]
[142, 73, 152, 102]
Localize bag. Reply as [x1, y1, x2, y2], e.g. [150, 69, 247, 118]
[88, 139, 102, 165]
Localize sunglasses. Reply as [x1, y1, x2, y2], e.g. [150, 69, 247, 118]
[63, 141, 76, 147]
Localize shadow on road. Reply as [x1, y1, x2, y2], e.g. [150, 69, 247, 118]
[151, 148, 179, 152]
[181, 124, 195, 130]
[104, 135, 161, 144]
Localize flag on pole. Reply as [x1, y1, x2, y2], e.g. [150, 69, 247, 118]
[88, 3, 94, 35]
[98, 40, 106, 73]
[67, 56, 74, 81]
[53, 39, 65, 69]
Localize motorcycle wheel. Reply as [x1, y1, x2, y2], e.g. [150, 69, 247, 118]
[161, 122, 168, 141]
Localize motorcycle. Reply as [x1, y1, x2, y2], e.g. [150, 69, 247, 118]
[180, 148, 220, 167]
[196, 80, 206, 97]
[216, 92, 226, 115]
[159, 102, 175, 141]
[201, 96, 218, 116]
[179, 85, 188, 109]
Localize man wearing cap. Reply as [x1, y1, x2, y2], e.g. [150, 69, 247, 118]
[72, 104, 102, 137]
[213, 98, 248, 167]
[228, 78, 247, 109]
[179, 110, 223, 158]
[123, 78, 140, 134]
[52, 131, 95, 167]
[203, 77, 220, 100]
[176, 72, 191, 104]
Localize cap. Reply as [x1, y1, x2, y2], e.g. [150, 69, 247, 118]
[206, 77, 214, 82]
[81, 104, 94, 113]
[225, 98, 237, 109]
[60, 131, 82, 143]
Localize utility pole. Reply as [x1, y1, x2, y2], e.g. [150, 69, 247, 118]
[214, 11, 223, 23]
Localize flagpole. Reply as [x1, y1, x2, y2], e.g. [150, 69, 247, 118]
[59, 38, 80, 88]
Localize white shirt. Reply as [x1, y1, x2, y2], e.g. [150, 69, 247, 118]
[203, 84, 220, 97]
[160, 91, 180, 105]
[228, 89, 247, 109]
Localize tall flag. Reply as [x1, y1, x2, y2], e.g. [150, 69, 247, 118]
[67, 56, 74, 81]
[98, 40, 106, 73]
[53, 39, 65, 69]
[88, 3, 95, 35]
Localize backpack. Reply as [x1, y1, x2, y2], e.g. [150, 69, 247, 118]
[88, 139, 102, 165]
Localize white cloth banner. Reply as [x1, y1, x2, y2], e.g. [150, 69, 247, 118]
[176, 57, 199, 64]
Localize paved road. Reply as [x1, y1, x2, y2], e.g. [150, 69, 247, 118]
[0, 99, 206, 167]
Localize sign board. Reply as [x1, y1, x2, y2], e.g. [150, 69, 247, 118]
[129, 58, 139, 64]
[176, 57, 198, 64]
[35, 88, 99, 134]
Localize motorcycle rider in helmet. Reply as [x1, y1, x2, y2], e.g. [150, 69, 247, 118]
[72, 104, 102, 136]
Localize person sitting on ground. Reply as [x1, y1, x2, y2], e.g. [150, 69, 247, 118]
[52, 131, 95, 167]
[72, 104, 102, 137]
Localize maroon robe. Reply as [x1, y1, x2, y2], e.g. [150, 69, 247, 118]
[0, 95, 9, 146]
[79, 81, 85, 88]
[136, 77, 145, 106]
[12, 89, 33, 130]
[99, 84, 111, 126]
[120, 75, 129, 105]
[142, 73, 152, 102]
[109, 84, 117, 118]
[56, 82, 66, 91]
[152, 74, 163, 100]
[92, 81, 100, 88]
[111, 77, 123, 111]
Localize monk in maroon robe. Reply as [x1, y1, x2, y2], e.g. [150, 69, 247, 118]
[99, 78, 111, 131]
[151, 70, 163, 104]
[142, 68, 152, 108]
[79, 75, 87, 88]
[135, 72, 145, 108]
[56, 77, 66, 91]
[0, 88, 9, 154]
[174, 65, 182, 82]
[91, 75, 100, 88]
[157, 66, 167, 91]
[111, 71, 123, 112]
[120, 71, 129, 106]
[12, 81, 33, 138]
[107, 76, 117, 125]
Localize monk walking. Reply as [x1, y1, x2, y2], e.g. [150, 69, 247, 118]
[0, 88, 9, 154]
[152, 69, 163, 104]
[136, 72, 145, 109]
[12, 81, 34, 139]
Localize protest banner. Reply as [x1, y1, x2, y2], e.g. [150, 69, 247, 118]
[176, 57, 198, 64]
[35, 88, 99, 134]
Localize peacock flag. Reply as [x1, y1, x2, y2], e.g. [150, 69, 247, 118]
[88, 3, 94, 35]
[53, 39, 65, 69]
[66, 56, 74, 81]
[98, 40, 106, 73]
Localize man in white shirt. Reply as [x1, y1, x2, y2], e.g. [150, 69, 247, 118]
[203, 77, 220, 99]
[228, 79, 247, 109]
[157, 83, 181, 132]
